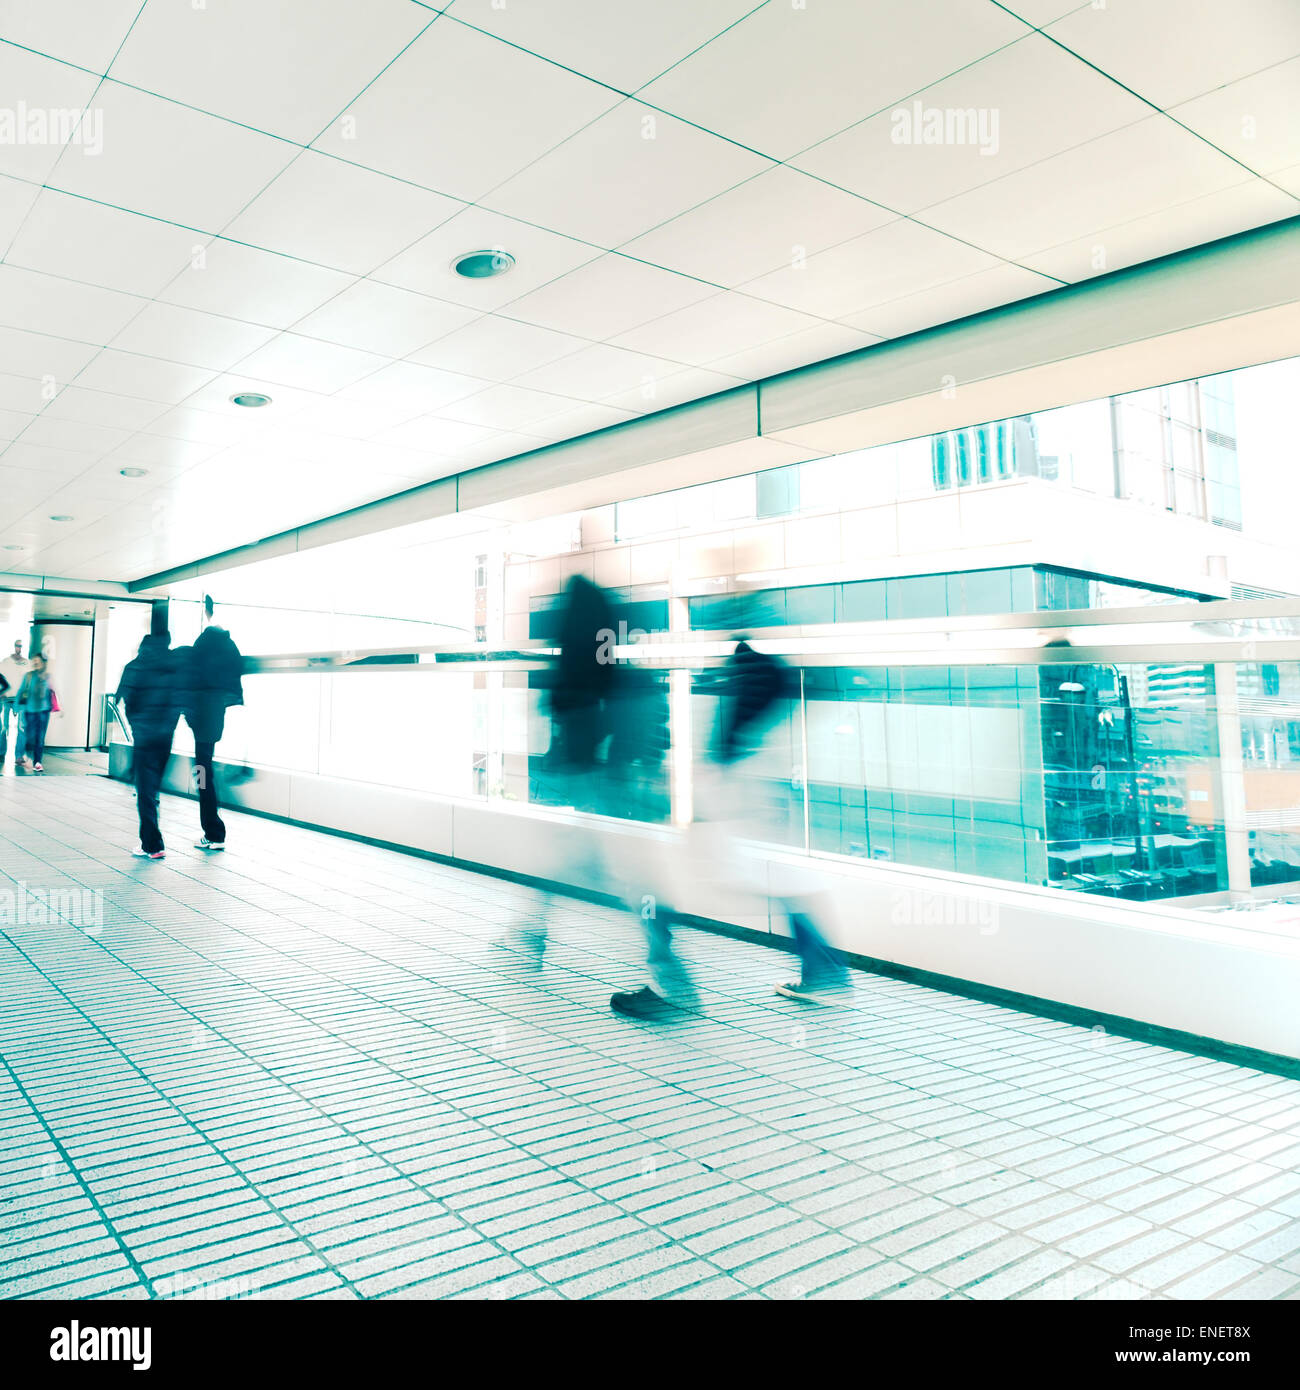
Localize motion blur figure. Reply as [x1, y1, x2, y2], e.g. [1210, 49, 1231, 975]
[116, 631, 183, 859]
[697, 638, 851, 1005]
[497, 574, 617, 963]
[498, 576, 696, 1012]
[0, 637, 29, 773]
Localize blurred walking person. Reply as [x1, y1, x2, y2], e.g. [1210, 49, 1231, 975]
[497, 574, 618, 963]
[700, 638, 850, 1004]
[0, 637, 28, 773]
[115, 631, 183, 859]
[15, 653, 53, 773]
[183, 595, 244, 852]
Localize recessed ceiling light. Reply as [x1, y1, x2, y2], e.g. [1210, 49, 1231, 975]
[50, 514, 75, 522]
[452, 249, 515, 280]
[3, 544, 24, 551]
[119, 467, 149, 478]
[230, 392, 272, 408]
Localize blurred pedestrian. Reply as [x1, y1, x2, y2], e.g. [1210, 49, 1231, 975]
[182, 595, 244, 851]
[497, 574, 617, 963]
[15, 652, 53, 773]
[700, 639, 851, 1005]
[116, 632, 183, 859]
[0, 637, 27, 773]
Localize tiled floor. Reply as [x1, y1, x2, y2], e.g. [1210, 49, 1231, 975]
[3, 768, 1300, 1301]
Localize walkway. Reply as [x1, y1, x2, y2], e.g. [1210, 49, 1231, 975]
[2, 772, 1300, 1301]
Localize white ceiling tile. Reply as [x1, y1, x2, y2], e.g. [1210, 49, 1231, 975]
[920, 116, 1258, 261]
[375, 205, 602, 310]
[741, 218, 998, 319]
[611, 291, 831, 366]
[621, 165, 893, 288]
[5, 189, 203, 297]
[507, 401, 638, 441]
[502, 254, 715, 341]
[223, 151, 465, 275]
[106, 433, 224, 472]
[436, 385, 585, 431]
[312, 19, 620, 201]
[0, 325, 100, 385]
[1048, 0, 1300, 108]
[484, 100, 772, 246]
[158, 239, 355, 330]
[284, 396, 416, 441]
[40, 384, 166, 433]
[0, 0, 143, 73]
[110, 304, 278, 373]
[45, 81, 297, 233]
[516, 342, 713, 399]
[293, 279, 477, 358]
[843, 263, 1059, 339]
[0, 371, 56, 414]
[0, 264, 144, 343]
[408, 314, 588, 379]
[1, 442, 96, 477]
[997, 1, 1089, 23]
[639, 0, 1027, 159]
[73, 349, 220, 406]
[109, 0, 433, 144]
[447, 0, 761, 91]
[1273, 163, 1300, 198]
[794, 33, 1152, 216]
[0, 44, 101, 183]
[372, 413, 499, 454]
[599, 365, 746, 414]
[336, 360, 490, 413]
[0, 173, 39, 255]
[17, 414, 128, 455]
[231, 333, 390, 395]
[138, 405, 267, 448]
[0, 408, 35, 441]
[176, 374, 325, 423]
[1019, 178, 1300, 282]
[707, 321, 882, 380]
[1170, 59, 1300, 176]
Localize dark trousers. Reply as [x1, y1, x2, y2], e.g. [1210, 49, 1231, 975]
[134, 735, 172, 853]
[193, 740, 226, 843]
[23, 710, 49, 766]
[789, 911, 848, 985]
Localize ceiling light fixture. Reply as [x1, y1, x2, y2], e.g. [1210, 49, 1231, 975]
[119, 467, 149, 478]
[452, 249, 515, 279]
[3, 544, 24, 551]
[50, 515, 75, 522]
[230, 392, 272, 408]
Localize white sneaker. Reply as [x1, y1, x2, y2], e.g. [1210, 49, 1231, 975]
[195, 838, 226, 851]
[131, 848, 165, 860]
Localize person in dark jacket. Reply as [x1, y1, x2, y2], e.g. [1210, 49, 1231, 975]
[183, 596, 244, 851]
[116, 632, 183, 859]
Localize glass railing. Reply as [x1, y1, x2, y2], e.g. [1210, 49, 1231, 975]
[106, 599, 1300, 910]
